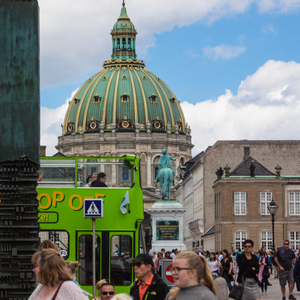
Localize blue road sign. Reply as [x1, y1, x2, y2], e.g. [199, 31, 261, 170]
[84, 199, 103, 218]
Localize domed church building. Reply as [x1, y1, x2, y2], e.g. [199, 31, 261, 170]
[56, 2, 193, 206]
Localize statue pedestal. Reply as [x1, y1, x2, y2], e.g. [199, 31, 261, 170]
[147, 201, 186, 253]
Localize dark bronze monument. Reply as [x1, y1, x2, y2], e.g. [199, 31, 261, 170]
[0, 1, 40, 298]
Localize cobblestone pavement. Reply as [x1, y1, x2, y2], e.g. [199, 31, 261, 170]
[229, 276, 300, 300]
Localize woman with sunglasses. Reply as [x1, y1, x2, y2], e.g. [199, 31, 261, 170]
[166, 251, 217, 300]
[237, 239, 260, 300]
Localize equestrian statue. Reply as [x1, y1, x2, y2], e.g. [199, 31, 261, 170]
[155, 149, 176, 201]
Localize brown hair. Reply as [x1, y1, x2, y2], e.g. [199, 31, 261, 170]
[169, 251, 216, 299]
[66, 261, 79, 275]
[39, 248, 72, 286]
[38, 240, 59, 251]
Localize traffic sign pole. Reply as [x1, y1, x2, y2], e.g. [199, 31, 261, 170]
[83, 199, 103, 298]
[92, 218, 96, 298]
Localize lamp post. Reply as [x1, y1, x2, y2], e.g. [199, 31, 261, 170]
[267, 198, 278, 251]
[230, 240, 234, 253]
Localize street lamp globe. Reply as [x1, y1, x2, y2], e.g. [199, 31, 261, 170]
[267, 198, 278, 216]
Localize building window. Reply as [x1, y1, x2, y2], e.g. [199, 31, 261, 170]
[260, 192, 272, 215]
[149, 95, 157, 103]
[261, 231, 272, 251]
[122, 166, 128, 180]
[235, 231, 247, 251]
[290, 231, 300, 249]
[215, 192, 221, 219]
[234, 192, 246, 215]
[121, 94, 129, 103]
[289, 192, 300, 215]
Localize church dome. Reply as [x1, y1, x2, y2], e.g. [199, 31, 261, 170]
[62, 2, 187, 136]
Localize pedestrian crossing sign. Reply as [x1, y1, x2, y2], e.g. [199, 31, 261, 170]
[84, 199, 103, 218]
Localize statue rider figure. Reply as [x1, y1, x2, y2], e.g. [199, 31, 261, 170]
[156, 149, 176, 182]
[155, 149, 176, 200]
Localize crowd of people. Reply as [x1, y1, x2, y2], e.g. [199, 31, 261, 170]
[29, 240, 300, 300]
[200, 240, 300, 300]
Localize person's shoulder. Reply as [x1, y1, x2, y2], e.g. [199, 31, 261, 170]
[60, 281, 89, 299]
[194, 284, 218, 300]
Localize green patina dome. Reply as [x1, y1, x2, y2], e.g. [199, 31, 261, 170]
[62, 2, 186, 136]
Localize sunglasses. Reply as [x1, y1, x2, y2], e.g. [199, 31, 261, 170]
[102, 292, 115, 295]
[244, 245, 252, 248]
[284, 243, 289, 245]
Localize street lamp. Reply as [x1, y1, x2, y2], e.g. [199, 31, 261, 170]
[267, 198, 278, 251]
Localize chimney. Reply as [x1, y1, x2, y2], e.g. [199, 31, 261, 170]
[243, 146, 250, 160]
[40, 145, 46, 157]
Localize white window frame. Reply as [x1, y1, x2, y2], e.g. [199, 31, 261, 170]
[289, 231, 300, 249]
[261, 231, 272, 251]
[289, 192, 300, 215]
[235, 231, 247, 251]
[260, 192, 272, 215]
[234, 192, 247, 215]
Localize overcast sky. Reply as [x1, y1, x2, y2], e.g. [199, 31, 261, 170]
[39, 0, 300, 156]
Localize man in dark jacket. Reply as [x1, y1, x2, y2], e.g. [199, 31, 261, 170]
[129, 253, 169, 300]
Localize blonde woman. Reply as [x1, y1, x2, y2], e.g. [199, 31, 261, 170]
[165, 251, 217, 300]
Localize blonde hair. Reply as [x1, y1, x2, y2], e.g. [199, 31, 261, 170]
[39, 248, 72, 286]
[96, 279, 107, 290]
[66, 261, 79, 275]
[169, 251, 216, 299]
[111, 294, 133, 300]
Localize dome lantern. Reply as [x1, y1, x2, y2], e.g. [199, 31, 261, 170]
[110, 0, 137, 61]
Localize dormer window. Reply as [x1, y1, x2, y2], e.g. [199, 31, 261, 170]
[142, 75, 147, 80]
[67, 120, 74, 132]
[74, 98, 80, 105]
[93, 95, 101, 104]
[178, 120, 183, 131]
[170, 97, 175, 104]
[122, 75, 127, 80]
[88, 117, 99, 130]
[152, 117, 163, 129]
[102, 76, 107, 81]
[118, 116, 133, 129]
[149, 94, 157, 103]
[121, 93, 129, 103]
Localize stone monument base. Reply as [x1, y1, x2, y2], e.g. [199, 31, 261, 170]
[147, 201, 186, 253]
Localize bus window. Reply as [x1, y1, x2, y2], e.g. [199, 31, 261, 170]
[39, 230, 69, 259]
[76, 159, 133, 188]
[78, 235, 100, 285]
[110, 235, 132, 286]
[38, 159, 75, 188]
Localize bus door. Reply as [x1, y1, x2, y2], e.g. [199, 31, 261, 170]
[77, 231, 101, 286]
[105, 232, 134, 288]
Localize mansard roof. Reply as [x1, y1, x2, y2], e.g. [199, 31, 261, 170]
[230, 156, 276, 176]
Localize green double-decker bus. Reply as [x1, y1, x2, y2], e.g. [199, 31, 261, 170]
[36, 155, 147, 297]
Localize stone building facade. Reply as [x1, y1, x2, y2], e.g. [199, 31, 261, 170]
[213, 156, 300, 252]
[177, 140, 300, 251]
